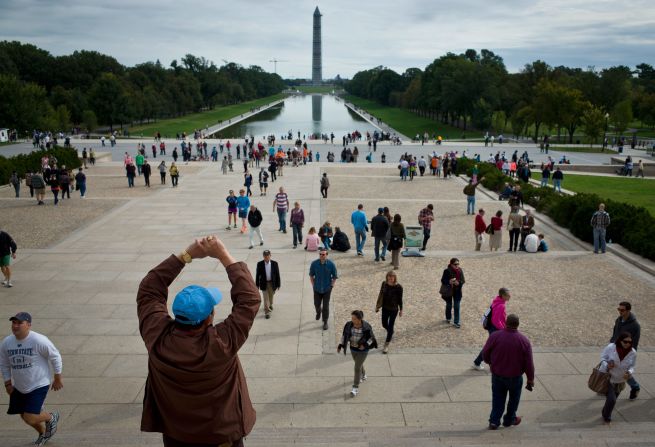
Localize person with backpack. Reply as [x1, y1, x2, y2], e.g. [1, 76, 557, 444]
[473, 288, 511, 370]
[30, 171, 46, 205]
[258, 168, 269, 196]
[337, 310, 378, 397]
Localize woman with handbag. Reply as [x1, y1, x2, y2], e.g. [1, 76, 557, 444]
[375, 271, 403, 354]
[388, 214, 406, 270]
[489, 210, 503, 251]
[599, 332, 637, 424]
[440, 258, 465, 328]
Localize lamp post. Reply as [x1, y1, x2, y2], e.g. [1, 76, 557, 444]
[602, 113, 610, 151]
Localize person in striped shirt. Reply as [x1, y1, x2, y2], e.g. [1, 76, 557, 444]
[272, 187, 290, 234]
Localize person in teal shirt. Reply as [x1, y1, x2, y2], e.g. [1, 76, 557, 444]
[236, 189, 251, 233]
[135, 153, 145, 176]
[351, 204, 368, 256]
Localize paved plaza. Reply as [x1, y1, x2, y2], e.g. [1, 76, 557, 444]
[1, 154, 654, 446]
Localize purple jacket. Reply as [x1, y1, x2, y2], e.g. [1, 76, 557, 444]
[482, 328, 534, 381]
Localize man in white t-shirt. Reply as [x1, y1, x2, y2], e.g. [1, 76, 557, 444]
[1, 312, 63, 445]
[524, 231, 539, 253]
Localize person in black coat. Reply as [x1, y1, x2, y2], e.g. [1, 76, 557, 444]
[610, 301, 642, 399]
[142, 160, 152, 187]
[331, 227, 351, 252]
[255, 250, 281, 319]
[247, 206, 264, 249]
[371, 207, 390, 262]
[439, 258, 465, 328]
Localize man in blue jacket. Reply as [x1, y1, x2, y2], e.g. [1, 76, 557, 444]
[351, 204, 368, 256]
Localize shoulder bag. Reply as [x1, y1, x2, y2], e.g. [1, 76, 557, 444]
[587, 362, 610, 394]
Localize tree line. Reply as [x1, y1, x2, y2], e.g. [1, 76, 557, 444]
[345, 49, 655, 143]
[0, 41, 286, 134]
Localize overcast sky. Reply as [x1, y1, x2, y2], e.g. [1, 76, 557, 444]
[2, 0, 654, 79]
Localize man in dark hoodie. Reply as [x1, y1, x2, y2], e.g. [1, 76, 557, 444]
[371, 207, 390, 262]
[610, 301, 641, 400]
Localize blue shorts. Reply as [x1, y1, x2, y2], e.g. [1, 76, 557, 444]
[7, 385, 49, 415]
[238, 209, 247, 218]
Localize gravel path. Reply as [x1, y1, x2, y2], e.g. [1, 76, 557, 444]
[325, 167, 655, 349]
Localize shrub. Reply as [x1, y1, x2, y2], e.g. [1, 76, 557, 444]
[457, 157, 655, 261]
[0, 146, 81, 184]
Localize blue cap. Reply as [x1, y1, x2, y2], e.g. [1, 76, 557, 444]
[10, 312, 32, 323]
[172, 285, 222, 325]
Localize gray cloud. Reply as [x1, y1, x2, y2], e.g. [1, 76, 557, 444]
[0, 0, 653, 78]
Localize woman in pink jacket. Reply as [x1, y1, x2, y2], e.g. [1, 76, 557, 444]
[473, 288, 511, 370]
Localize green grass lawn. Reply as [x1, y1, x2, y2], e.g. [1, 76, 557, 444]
[343, 95, 479, 139]
[563, 174, 655, 216]
[128, 94, 285, 137]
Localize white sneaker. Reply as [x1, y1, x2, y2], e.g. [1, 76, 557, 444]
[6, 282, 12, 288]
[361, 374, 368, 381]
[472, 363, 485, 371]
[350, 387, 359, 397]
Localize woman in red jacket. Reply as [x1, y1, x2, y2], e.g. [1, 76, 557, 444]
[474, 209, 487, 251]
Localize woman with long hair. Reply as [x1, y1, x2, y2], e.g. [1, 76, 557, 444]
[439, 258, 465, 328]
[375, 271, 403, 354]
[600, 332, 637, 424]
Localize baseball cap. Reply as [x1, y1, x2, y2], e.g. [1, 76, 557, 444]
[172, 285, 222, 325]
[378, 207, 384, 213]
[9, 312, 32, 323]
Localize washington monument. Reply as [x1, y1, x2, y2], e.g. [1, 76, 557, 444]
[312, 6, 322, 85]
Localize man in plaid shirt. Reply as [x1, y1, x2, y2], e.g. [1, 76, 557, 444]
[418, 204, 435, 251]
[590, 203, 610, 254]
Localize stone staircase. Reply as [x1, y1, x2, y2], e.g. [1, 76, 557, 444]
[4, 423, 655, 447]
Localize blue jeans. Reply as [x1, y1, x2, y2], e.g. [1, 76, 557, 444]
[490, 374, 523, 427]
[540, 178, 548, 187]
[374, 237, 387, 260]
[444, 296, 461, 324]
[553, 179, 561, 192]
[474, 326, 498, 366]
[79, 183, 86, 197]
[292, 224, 302, 247]
[127, 175, 135, 187]
[277, 209, 287, 231]
[401, 168, 408, 180]
[466, 195, 475, 214]
[627, 375, 640, 391]
[355, 229, 367, 253]
[593, 227, 606, 253]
